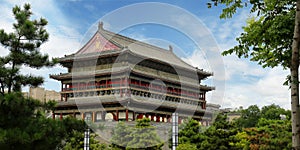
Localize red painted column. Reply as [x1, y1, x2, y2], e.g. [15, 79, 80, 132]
[151, 114, 154, 121]
[64, 93, 67, 101]
[92, 112, 95, 122]
[116, 110, 119, 121]
[125, 109, 129, 121]
[137, 114, 143, 119]
[156, 115, 160, 122]
[82, 113, 85, 120]
[52, 112, 55, 119]
[60, 113, 63, 120]
[145, 114, 149, 119]
[132, 111, 135, 121]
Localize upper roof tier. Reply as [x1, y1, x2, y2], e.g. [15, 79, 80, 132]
[60, 22, 212, 77]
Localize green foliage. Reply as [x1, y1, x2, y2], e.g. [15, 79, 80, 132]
[176, 106, 291, 149]
[127, 119, 163, 149]
[111, 121, 132, 149]
[176, 115, 241, 150]
[261, 104, 291, 120]
[176, 143, 197, 150]
[0, 92, 41, 128]
[207, 1, 298, 147]
[207, 0, 296, 83]
[235, 105, 261, 128]
[178, 118, 203, 145]
[111, 118, 163, 150]
[243, 118, 292, 149]
[235, 104, 291, 128]
[0, 3, 56, 94]
[63, 130, 107, 150]
[199, 114, 241, 150]
[230, 131, 250, 150]
[0, 92, 86, 149]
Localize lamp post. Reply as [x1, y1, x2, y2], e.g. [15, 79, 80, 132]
[84, 117, 90, 150]
[172, 113, 178, 150]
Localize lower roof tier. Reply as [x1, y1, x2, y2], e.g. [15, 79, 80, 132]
[54, 96, 212, 119]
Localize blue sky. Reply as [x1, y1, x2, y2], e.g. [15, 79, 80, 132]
[0, 0, 290, 109]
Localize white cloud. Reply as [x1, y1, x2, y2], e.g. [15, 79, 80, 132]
[40, 26, 81, 58]
[182, 12, 291, 109]
[220, 66, 290, 109]
[0, 0, 82, 92]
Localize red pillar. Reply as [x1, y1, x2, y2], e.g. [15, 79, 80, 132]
[156, 115, 160, 122]
[116, 110, 119, 121]
[52, 113, 55, 119]
[92, 112, 95, 122]
[82, 113, 85, 120]
[151, 115, 154, 121]
[125, 109, 129, 121]
[179, 117, 182, 124]
[60, 113, 63, 120]
[132, 111, 135, 121]
[145, 114, 149, 119]
[64, 93, 67, 102]
[137, 113, 143, 119]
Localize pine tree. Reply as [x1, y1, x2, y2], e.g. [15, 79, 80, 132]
[0, 3, 56, 95]
[111, 118, 164, 150]
[127, 118, 163, 150]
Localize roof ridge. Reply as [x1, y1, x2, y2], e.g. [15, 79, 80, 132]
[98, 26, 211, 73]
[74, 31, 98, 55]
[74, 26, 122, 55]
[99, 27, 172, 54]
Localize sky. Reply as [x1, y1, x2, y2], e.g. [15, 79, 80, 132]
[0, 0, 291, 110]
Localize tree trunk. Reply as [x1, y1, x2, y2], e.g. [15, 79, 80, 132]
[291, 0, 300, 149]
[7, 61, 16, 93]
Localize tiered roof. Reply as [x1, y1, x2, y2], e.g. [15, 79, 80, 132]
[59, 22, 212, 77]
